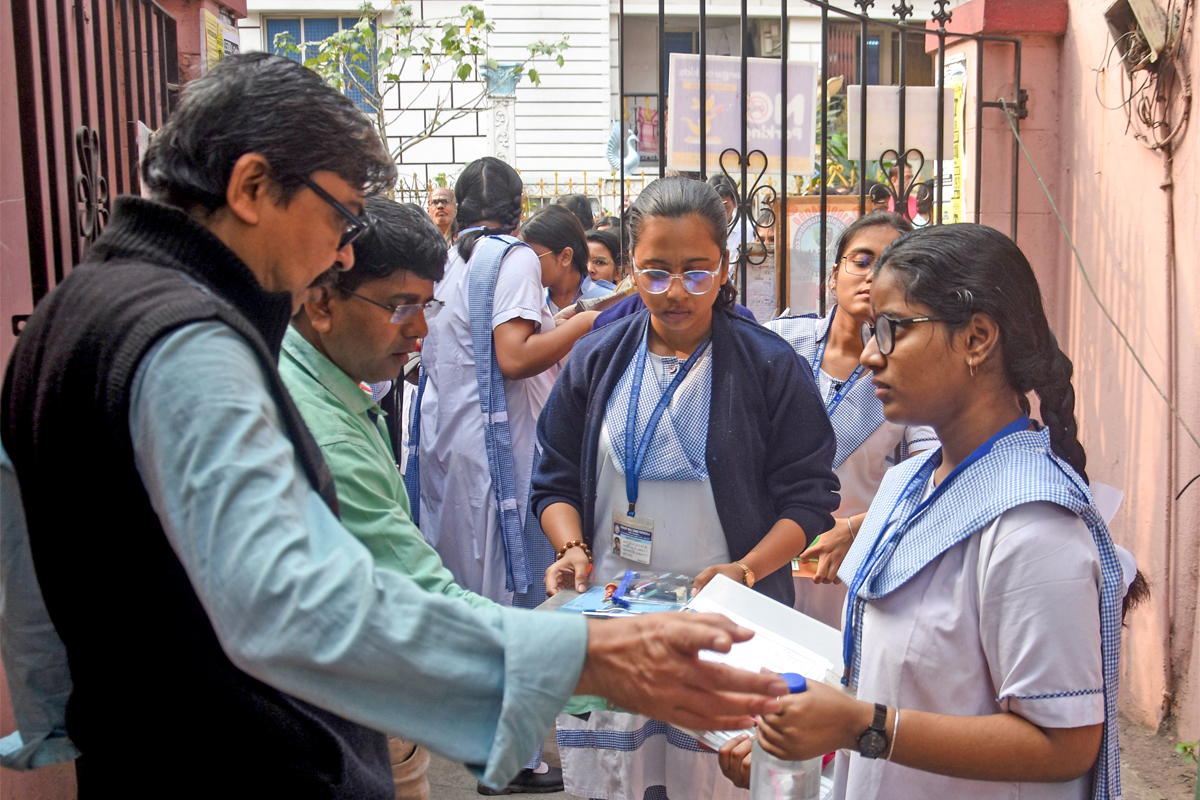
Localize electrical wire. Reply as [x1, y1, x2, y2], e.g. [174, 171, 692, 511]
[998, 99, 1200, 485]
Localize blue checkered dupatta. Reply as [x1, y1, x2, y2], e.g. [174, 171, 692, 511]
[602, 318, 713, 483]
[767, 309, 884, 469]
[403, 235, 533, 594]
[837, 428, 1123, 800]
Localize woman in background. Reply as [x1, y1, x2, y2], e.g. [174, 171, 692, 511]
[584, 228, 624, 288]
[765, 211, 936, 626]
[521, 204, 612, 314]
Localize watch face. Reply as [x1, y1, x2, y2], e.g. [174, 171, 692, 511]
[857, 729, 888, 759]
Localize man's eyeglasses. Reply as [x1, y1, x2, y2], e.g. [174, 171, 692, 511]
[633, 265, 721, 295]
[348, 292, 445, 324]
[428, 197, 455, 209]
[300, 176, 370, 250]
[860, 314, 942, 355]
[840, 253, 876, 277]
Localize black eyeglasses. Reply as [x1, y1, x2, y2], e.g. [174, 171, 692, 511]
[840, 253, 876, 276]
[300, 176, 370, 249]
[348, 292, 445, 324]
[428, 197, 455, 208]
[860, 314, 942, 355]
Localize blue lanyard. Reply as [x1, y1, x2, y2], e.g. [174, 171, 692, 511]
[812, 307, 865, 417]
[840, 414, 1030, 680]
[623, 319, 711, 516]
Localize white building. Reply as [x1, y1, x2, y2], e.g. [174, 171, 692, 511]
[239, 0, 964, 205]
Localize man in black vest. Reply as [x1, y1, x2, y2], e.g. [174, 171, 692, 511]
[1, 53, 789, 798]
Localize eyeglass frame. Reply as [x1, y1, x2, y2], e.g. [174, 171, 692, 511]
[347, 291, 445, 324]
[632, 264, 723, 296]
[428, 197, 455, 209]
[299, 175, 371, 250]
[860, 314, 943, 355]
[839, 252, 877, 277]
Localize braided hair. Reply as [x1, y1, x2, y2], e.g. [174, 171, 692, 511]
[876, 224, 1089, 483]
[454, 156, 524, 263]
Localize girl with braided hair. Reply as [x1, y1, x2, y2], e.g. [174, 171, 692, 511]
[719, 224, 1133, 800]
[409, 158, 600, 794]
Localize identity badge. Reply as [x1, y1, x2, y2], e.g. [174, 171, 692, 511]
[612, 511, 653, 565]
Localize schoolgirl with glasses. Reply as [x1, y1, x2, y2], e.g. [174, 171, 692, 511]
[532, 177, 840, 800]
[765, 211, 939, 628]
[720, 224, 1129, 800]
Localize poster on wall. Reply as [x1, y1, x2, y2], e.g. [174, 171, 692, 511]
[779, 196, 860, 315]
[942, 55, 968, 224]
[623, 96, 659, 171]
[199, 10, 240, 74]
[666, 54, 818, 175]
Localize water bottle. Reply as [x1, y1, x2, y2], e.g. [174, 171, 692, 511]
[749, 673, 822, 800]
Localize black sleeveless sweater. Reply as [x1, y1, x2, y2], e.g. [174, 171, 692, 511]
[1, 197, 392, 798]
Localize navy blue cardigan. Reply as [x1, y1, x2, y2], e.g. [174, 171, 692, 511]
[532, 307, 839, 606]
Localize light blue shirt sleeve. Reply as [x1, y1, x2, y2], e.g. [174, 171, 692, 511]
[0, 444, 80, 770]
[128, 321, 588, 788]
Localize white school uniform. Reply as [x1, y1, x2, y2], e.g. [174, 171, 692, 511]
[417, 245, 556, 603]
[557, 346, 747, 800]
[830, 489, 1106, 800]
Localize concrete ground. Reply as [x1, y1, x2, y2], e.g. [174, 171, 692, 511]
[426, 734, 585, 800]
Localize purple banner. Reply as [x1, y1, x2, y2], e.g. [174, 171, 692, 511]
[666, 54, 818, 175]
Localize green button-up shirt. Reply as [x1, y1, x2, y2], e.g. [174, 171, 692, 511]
[280, 326, 494, 610]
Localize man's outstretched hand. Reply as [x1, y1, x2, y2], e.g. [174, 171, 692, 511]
[574, 613, 787, 731]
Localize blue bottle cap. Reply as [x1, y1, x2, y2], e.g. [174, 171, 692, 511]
[781, 672, 807, 694]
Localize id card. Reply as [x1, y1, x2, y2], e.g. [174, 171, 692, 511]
[612, 511, 654, 564]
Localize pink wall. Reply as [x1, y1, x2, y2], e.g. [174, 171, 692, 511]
[1058, 0, 1199, 738]
[948, 0, 1199, 739]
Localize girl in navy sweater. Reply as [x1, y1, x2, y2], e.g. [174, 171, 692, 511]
[531, 177, 839, 800]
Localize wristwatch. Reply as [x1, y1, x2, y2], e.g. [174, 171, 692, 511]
[856, 703, 889, 759]
[733, 560, 755, 588]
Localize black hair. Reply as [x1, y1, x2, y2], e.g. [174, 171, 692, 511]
[586, 228, 624, 269]
[627, 177, 735, 310]
[706, 174, 738, 202]
[142, 52, 395, 212]
[831, 211, 913, 278]
[314, 197, 446, 295]
[454, 157, 524, 262]
[876, 224, 1089, 482]
[554, 194, 594, 232]
[521, 204, 588, 278]
[594, 215, 621, 230]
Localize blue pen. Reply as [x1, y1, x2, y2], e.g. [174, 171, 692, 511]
[611, 570, 636, 608]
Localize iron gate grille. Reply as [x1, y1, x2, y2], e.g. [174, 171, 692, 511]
[615, 0, 1025, 316]
[9, 0, 178, 336]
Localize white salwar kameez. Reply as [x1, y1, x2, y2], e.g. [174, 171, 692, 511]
[417, 246, 556, 603]
[557, 349, 746, 800]
[796, 369, 938, 627]
[831, 493, 1105, 800]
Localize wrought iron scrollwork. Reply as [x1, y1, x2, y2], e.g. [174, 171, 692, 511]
[75, 126, 109, 243]
[931, 0, 953, 26]
[891, 0, 915, 21]
[871, 148, 932, 226]
[718, 147, 777, 268]
[853, 0, 875, 12]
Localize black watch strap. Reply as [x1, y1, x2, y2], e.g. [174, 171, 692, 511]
[856, 703, 890, 759]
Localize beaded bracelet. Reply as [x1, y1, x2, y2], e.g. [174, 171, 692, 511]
[556, 540, 593, 564]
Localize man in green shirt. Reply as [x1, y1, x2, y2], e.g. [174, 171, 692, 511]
[280, 199, 497, 798]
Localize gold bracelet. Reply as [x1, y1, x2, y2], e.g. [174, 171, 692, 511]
[557, 540, 593, 564]
[733, 560, 755, 588]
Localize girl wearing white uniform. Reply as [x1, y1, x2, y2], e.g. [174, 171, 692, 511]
[534, 178, 839, 800]
[765, 212, 937, 626]
[719, 224, 1124, 800]
[409, 157, 599, 794]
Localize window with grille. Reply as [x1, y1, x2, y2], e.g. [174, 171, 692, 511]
[265, 16, 379, 114]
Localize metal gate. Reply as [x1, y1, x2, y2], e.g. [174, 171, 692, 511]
[616, 0, 1025, 317]
[8, 0, 178, 338]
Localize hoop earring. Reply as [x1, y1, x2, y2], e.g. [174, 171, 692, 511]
[968, 360, 977, 378]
